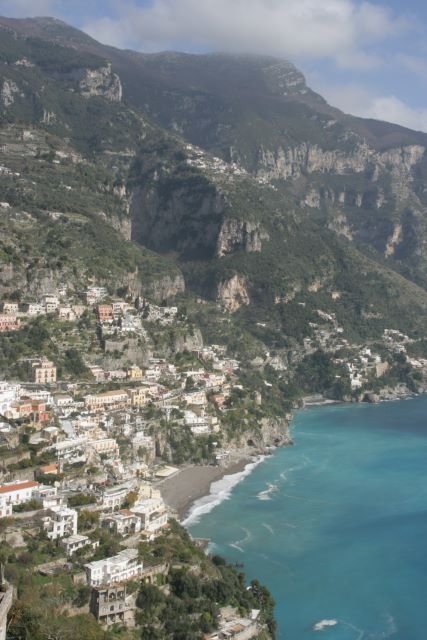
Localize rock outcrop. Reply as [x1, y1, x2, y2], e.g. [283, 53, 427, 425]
[217, 274, 250, 312]
[79, 63, 122, 102]
[257, 142, 425, 187]
[1, 79, 19, 107]
[216, 219, 269, 256]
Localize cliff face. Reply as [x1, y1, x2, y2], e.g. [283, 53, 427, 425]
[130, 179, 226, 260]
[216, 219, 269, 257]
[217, 274, 250, 312]
[78, 63, 123, 102]
[229, 416, 292, 451]
[256, 142, 425, 186]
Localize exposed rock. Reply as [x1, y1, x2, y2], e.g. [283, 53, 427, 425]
[230, 416, 292, 451]
[103, 337, 149, 367]
[304, 189, 321, 208]
[141, 274, 185, 303]
[216, 219, 269, 256]
[328, 214, 353, 240]
[385, 223, 403, 257]
[217, 274, 250, 312]
[79, 63, 122, 102]
[257, 142, 425, 185]
[130, 178, 226, 260]
[41, 110, 56, 125]
[1, 79, 19, 107]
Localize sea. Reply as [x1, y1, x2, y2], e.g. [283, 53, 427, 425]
[186, 395, 427, 640]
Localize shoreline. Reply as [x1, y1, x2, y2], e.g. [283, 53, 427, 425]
[158, 453, 268, 523]
[158, 389, 425, 527]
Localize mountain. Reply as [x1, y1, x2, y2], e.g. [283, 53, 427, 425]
[1, 15, 427, 357]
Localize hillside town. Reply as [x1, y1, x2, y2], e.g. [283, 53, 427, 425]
[0, 281, 426, 638]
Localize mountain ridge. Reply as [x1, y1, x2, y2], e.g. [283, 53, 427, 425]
[1, 15, 427, 359]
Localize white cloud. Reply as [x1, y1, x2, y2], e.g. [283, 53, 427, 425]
[83, 0, 406, 68]
[0, 0, 59, 17]
[317, 82, 427, 132]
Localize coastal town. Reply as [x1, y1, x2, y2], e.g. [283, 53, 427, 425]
[0, 284, 283, 639]
[0, 280, 426, 637]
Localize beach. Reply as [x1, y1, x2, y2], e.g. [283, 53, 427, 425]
[158, 457, 252, 520]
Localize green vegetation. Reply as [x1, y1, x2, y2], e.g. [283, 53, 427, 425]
[136, 521, 276, 639]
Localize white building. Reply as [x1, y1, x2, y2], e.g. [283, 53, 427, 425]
[0, 496, 12, 518]
[25, 303, 46, 317]
[43, 294, 60, 313]
[0, 480, 39, 509]
[101, 510, 142, 536]
[0, 382, 20, 415]
[61, 534, 94, 556]
[89, 438, 119, 456]
[41, 505, 78, 540]
[131, 498, 168, 536]
[86, 286, 108, 306]
[101, 484, 132, 512]
[2, 302, 19, 315]
[85, 548, 144, 587]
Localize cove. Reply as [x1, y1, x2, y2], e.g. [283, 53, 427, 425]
[188, 395, 427, 639]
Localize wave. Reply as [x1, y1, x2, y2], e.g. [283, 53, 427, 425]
[257, 481, 279, 501]
[262, 522, 275, 535]
[229, 527, 252, 552]
[337, 613, 397, 640]
[182, 455, 267, 526]
[312, 619, 338, 631]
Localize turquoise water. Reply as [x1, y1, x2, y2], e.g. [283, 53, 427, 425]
[188, 396, 427, 639]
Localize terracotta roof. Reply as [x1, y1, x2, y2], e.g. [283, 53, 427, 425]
[0, 480, 38, 494]
[40, 464, 58, 474]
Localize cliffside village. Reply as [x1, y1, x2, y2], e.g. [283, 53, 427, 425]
[0, 286, 265, 638]
[0, 284, 426, 637]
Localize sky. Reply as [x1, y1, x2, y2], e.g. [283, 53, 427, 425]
[1, 0, 427, 132]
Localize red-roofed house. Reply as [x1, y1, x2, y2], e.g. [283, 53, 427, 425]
[0, 480, 39, 509]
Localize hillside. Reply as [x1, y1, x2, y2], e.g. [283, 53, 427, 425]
[1, 15, 427, 366]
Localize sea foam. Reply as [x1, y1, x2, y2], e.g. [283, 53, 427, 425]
[182, 456, 267, 526]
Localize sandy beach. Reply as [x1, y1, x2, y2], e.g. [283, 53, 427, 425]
[158, 458, 251, 520]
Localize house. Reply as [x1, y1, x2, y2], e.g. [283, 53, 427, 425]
[41, 505, 78, 540]
[53, 394, 73, 409]
[1, 302, 19, 315]
[205, 607, 262, 640]
[111, 301, 129, 317]
[101, 510, 142, 536]
[127, 365, 143, 381]
[42, 294, 60, 313]
[100, 484, 131, 512]
[38, 463, 59, 476]
[90, 585, 135, 627]
[23, 303, 46, 317]
[61, 534, 95, 556]
[97, 304, 114, 323]
[130, 498, 168, 536]
[58, 306, 76, 321]
[29, 358, 57, 384]
[7, 399, 33, 420]
[84, 548, 144, 587]
[88, 365, 106, 382]
[0, 382, 19, 414]
[84, 390, 130, 412]
[126, 387, 148, 408]
[86, 286, 108, 306]
[0, 480, 39, 508]
[183, 390, 207, 407]
[0, 315, 21, 332]
[0, 496, 12, 518]
[89, 438, 119, 457]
